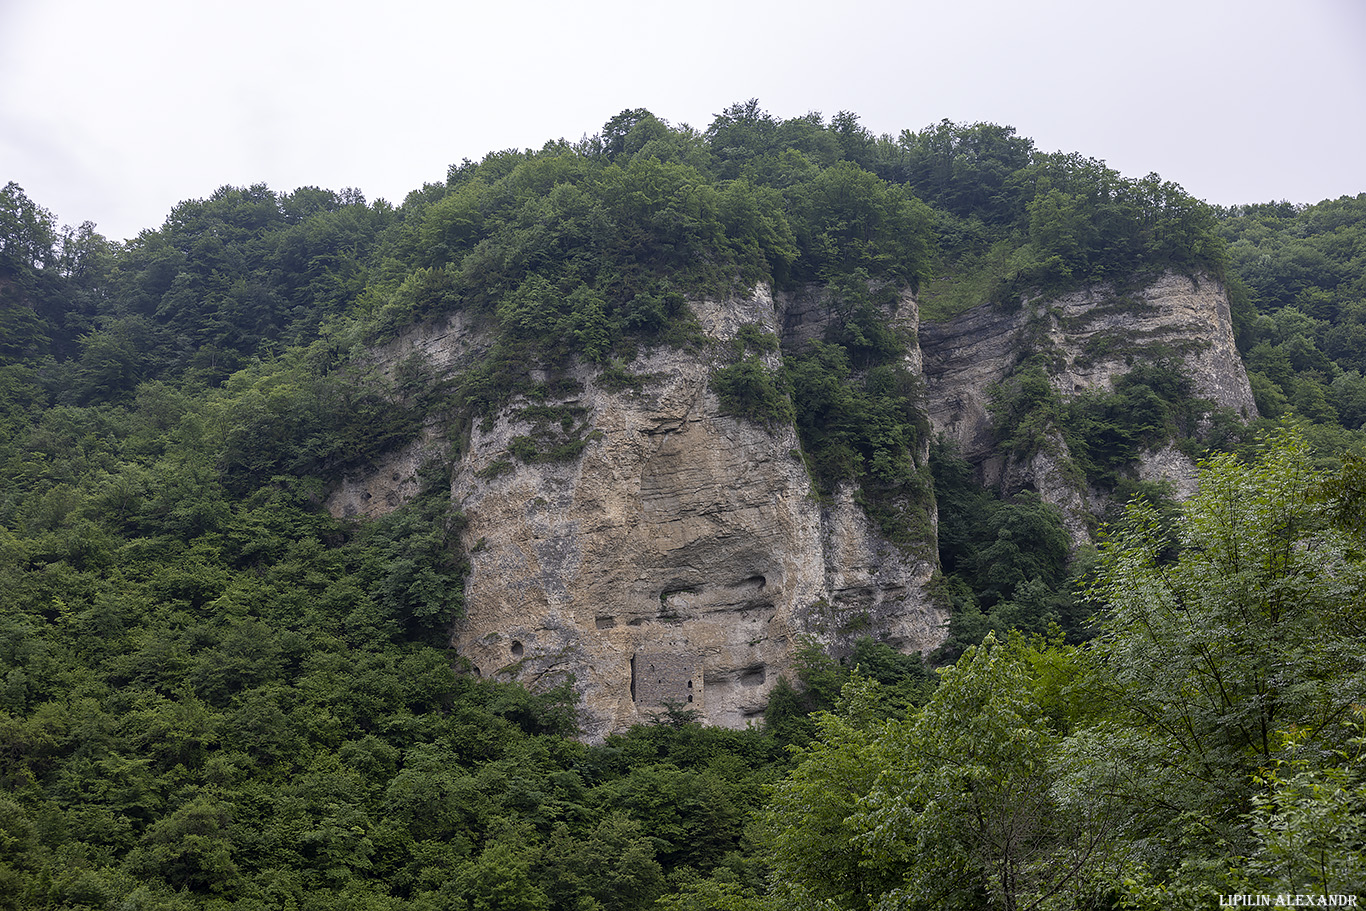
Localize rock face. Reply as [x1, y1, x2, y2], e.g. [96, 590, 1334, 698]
[919, 272, 1257, 538]
[328, 271, 1256, 738]
[333, 286, 942, 741]
[327, 310, 493, 522]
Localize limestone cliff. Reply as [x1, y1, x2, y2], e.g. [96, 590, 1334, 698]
[331, 285, 942, 741]
[919, 271, 1256, 538]
[327, 270, 1255, 738]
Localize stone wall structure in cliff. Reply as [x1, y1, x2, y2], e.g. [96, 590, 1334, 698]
[632, 652, 700, 710]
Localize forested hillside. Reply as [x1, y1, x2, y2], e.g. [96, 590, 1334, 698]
[1218, 195, 1366, 435]
[2, 103, 1363, 909]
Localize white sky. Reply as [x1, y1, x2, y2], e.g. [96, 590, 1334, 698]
[2, 0, 1363, 241]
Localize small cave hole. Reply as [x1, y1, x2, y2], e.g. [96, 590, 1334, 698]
[510, 640, 524, 658]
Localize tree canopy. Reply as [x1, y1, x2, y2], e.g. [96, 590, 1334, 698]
[765, 429, 1366, 909]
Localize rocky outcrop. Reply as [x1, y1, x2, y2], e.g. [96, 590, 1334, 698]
[332, 286, 942, 741]
[327, 310, 494, 521]
[328, 442, 430, 520]
[327, 271, 1255, 738]
[920, 271, 1257, 536]
[451, 352, 938, 740]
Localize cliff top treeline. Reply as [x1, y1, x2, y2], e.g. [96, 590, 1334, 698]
[3, 101, 1227, 395]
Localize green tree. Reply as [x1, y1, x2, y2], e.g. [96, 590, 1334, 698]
[1089, 427, 1366, 895]
[124, 795, 240, 893]
[786, 161, 934, 287]
[766, 644, 1128, 911]
[1234, 721, 1366, 894]
[0, 182, 60, 361]
[705, 99, 779, 179]
[856, 637, 1126, 911]
[448, 840, 549, 911]
[1091, 428, 1363, 773]
[710, 356, 793, 427]
[763, 679, 896, 911]
[895, 120, 1034, 224]
[541, 812, 666, 911]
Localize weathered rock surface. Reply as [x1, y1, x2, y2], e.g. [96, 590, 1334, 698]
[919, 272, 1256, 536]
[328, 442, 430, 521]
[333, 286, 941, 740]
[327, 310, 496, 521]
[452, 355, 938, 739]
[328, 271, 1255, 738]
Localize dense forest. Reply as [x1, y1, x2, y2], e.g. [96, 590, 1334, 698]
[2, 102, 1363, 909]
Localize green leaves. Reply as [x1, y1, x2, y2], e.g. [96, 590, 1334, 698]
[859, 636, 1117, 911]
[710, 356, 793, 428]
[1078, 428, 1366, 897]
[766, 430, 1366, 908]
[1237, 722, 1366, 893]
[763, 691, 896, 911]
[785, 161, 934, 288]
[362, 492, 467, 640]
[767, 637, 1128, 911]
[1003, 154, 1227, 298]
[1093, 428, 1360, 769]
[125, 794, 240, 893]
[786, 341, 923, 486]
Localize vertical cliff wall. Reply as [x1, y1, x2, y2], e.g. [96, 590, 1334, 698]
[330, 286, 944, 740]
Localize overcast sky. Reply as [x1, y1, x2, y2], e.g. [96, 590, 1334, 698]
[2, 0, 1363, 241]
